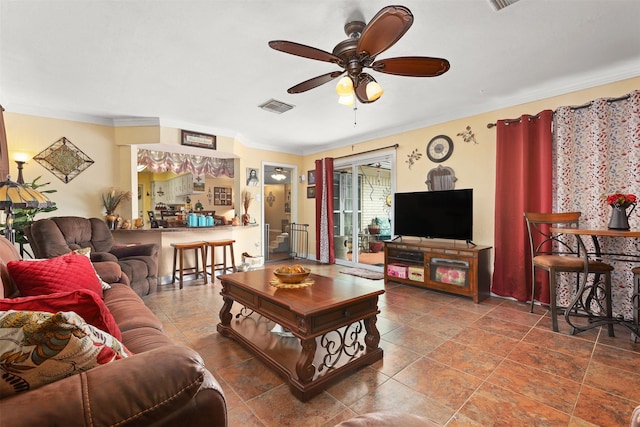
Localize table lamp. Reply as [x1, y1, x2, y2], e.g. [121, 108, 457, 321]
[13, 152, 30, 185]
[0, 175, 51, 243]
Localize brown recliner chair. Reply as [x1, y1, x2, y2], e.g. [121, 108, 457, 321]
[25, 216, 159, 296]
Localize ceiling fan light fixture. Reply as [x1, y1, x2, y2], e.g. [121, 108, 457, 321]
[338, 94, 355, 107]
[366, 81, 384, 101]
[335, 76, 354, 96]
[271, 168, 287, 181]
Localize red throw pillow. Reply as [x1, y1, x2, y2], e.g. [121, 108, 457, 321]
[7, 253, 104, 298]
[0, 289, 122, 340]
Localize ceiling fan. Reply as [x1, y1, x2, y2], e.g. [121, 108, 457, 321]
[268, 5, 450, 105]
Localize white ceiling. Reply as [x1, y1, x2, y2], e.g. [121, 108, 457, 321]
[2, 1, 639, 155]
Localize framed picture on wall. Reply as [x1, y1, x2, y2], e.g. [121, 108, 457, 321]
[193, 174, 205, 192]
[181, 130, 217, 150]
[307, 186, 316, 199]
[247, 168, 259, 186]
[308, 170, 316, 185]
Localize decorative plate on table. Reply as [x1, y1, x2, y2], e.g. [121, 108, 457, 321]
[269, 277, 315, 289]
[271, 266, 312, 288]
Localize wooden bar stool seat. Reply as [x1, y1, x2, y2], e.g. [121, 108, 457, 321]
[171, 241, 207, 289]
[205, 239, 236, 277]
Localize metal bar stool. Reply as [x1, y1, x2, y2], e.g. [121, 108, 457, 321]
[170, 241, 208, 289]
[205, 239, 236, 278]
[633, 266, 640, 342]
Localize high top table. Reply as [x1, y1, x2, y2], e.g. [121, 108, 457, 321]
[217, 268, 385, 401]
[549, 227, 640, 340]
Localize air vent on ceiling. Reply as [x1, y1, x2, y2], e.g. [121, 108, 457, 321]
[488, 0, 520, 11]
[259, 99, 295, 114]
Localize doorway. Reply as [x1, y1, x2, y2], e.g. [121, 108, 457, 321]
[262, 162, 298, 262]
[334, 153, 394, 270]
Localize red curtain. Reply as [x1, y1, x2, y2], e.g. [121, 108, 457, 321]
[491, 110, 553, 302]
[315, 158, 335, 263]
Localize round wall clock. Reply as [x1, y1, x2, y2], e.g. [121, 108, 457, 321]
[426, 135, 453, 163]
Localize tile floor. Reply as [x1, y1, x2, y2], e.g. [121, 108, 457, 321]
[143, 261, 640, 427]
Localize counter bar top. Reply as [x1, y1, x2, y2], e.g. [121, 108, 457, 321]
[112, 224, 259, 233]
[111, 224, 260, 280]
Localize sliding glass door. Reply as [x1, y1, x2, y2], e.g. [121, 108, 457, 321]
[333, 152, 394, 270]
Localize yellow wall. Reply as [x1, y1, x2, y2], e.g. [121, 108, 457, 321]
[4, 76, 639, 260]
[5, 114, 118, 217]
[299, 76, 640, 255]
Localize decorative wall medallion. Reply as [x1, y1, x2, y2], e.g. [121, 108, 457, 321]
[34, 137, 94, 183]
[457, 125, 478, 144]
[266, 191, 276, 207]
[405, 148, 422, 169]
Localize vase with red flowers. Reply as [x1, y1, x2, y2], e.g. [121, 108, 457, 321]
[606, 192, 637, 230]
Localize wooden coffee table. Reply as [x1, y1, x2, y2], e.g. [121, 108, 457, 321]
[217, 268, 385, 401]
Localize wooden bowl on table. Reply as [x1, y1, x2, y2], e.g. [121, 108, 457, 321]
[273, 265, 311, 284]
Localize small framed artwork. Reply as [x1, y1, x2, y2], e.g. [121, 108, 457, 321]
[193, 174, 205, 192]
[307, 170, 316, 185]
[181, 130, 217, 150]
[307, 186, 316, 199]
[214, 187, 232, 205]
[247, 168, 259, 186]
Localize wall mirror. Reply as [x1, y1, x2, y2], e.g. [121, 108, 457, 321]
[425, 165, 457, 191]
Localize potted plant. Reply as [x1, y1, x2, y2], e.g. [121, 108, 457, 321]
[101, 187, 132, 229]
[241, 189, 252, 226]
[368, 217, 381, 235]
[13, 176, 58, 257]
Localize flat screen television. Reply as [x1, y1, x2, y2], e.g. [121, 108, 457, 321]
[394, 189, 473, 242]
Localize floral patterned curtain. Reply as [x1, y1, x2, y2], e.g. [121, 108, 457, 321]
[554, 89, 640, 318]
[137, 149, 234, 178]
[315, 158, 335, 264]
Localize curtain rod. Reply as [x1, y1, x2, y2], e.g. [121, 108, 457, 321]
[486, 93, 631, 128]
[486, 114, 541, 129]
[567, 93, 630, 111]
[333, 143, 399, 160]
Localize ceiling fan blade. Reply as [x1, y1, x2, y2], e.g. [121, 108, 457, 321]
[269, 40, 342, 64]
[354, 73, 377, 104]
[287, 71, 345, 94]
[357, 6, 413, 59]
[372, 56, 450, 77]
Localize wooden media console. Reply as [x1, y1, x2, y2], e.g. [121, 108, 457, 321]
[384, 239, 492, 303]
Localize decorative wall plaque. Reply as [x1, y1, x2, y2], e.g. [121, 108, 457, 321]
[213, 186, 232, 206]
[34, 137, 94, 183]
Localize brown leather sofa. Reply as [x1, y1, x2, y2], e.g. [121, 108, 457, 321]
[0, 236, 227, 426]
[25, 216, 159, 296]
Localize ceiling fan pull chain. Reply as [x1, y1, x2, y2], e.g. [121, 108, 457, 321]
[353, 99, 358, 127]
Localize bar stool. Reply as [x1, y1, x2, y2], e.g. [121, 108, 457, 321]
[170, 242, 207, 289]
[205, 240, 236, 278]
[633, 267, 640, 342]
